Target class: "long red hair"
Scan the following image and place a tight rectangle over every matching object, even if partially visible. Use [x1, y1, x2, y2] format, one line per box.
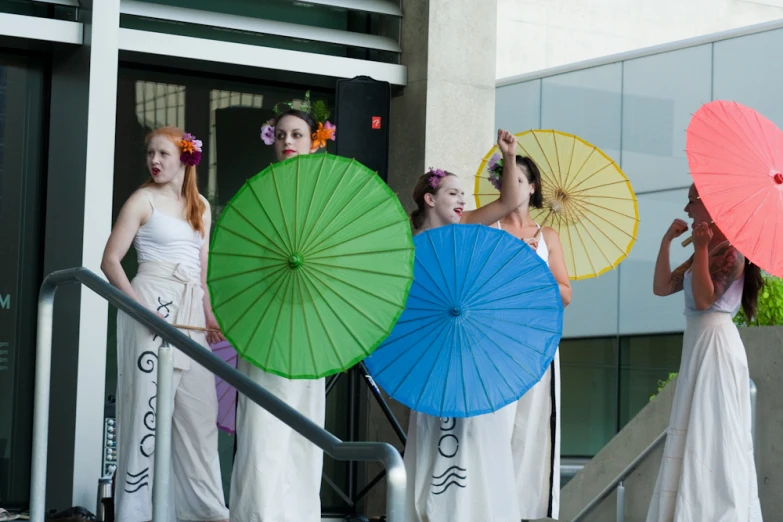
[143, 126, 206, 236]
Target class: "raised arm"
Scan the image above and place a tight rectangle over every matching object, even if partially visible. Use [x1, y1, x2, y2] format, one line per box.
[689, 222, 744, 310]
[541, 227, 572, 307]
[199, 197, 225, 344]
[653, 218, 692, 296]
[461, 129, 523, 225]
[101, 190, 149, 304]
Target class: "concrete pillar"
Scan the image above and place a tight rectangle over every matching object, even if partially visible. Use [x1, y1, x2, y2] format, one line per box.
[43, 0, 120, 511]
[388, 0, 498, 212]
[365, 0, 498, 516]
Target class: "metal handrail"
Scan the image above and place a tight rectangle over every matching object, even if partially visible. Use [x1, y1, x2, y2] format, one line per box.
[571, 378, 757, 522]
[29, 267, 406, 522]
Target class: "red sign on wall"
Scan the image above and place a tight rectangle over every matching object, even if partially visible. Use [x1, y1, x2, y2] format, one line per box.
[372, 116, 382, 129]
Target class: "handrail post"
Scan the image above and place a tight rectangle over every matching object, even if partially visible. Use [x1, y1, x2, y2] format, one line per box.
[383, 445, 406, 522]
[152, 341, 175, 522]
[29, 279, 59, 522]
[749, 377, 757, 453]
[616, 481, 625, 522]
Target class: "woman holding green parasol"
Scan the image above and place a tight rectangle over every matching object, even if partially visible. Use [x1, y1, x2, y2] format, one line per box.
[229, 93, 336, 522]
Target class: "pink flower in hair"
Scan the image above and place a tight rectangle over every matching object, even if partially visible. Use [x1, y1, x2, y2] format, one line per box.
[427, 167, 447, 189]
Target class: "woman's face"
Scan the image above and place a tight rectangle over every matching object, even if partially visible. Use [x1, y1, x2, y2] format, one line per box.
[146, 135, 184, 184]
[514, 164, 535, 207]
[274, 114, 314, 161]
[684, 184, 710, 228]
[426, 175, 466, 225]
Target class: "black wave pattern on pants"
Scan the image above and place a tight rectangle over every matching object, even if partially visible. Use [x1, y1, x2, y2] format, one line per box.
[124, 467, 151, 494]
[431, 465, 468, 495]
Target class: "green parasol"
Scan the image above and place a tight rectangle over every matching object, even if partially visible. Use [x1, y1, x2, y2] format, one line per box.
[208, 154, 415, 379]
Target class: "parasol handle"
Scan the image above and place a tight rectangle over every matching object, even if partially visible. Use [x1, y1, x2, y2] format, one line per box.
[680, 221, 714, 247]
[172, 323, 220, 333]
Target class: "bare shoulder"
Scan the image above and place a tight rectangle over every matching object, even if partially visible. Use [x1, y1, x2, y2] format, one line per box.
[541, 226, 561, 245]
[123, 189, 152, 218]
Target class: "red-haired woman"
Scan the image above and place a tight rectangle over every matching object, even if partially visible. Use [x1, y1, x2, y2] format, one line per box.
[102, 127, 229, 522]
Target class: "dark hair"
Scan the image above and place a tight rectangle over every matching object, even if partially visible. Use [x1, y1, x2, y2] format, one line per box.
[410, 170, 458, 230]
[742, 259, 764, 320]
[515, 156, 544, 209]
[274, 109, 317, 135]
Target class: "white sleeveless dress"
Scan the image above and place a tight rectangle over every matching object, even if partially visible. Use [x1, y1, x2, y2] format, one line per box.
[495, 222, 562, 519]
[115, 190, 229, 522]
[646, 242, 761, 521]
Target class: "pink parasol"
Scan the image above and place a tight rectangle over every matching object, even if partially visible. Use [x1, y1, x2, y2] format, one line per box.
[686, 100, 783, 277]
[209, 340, 238, 434]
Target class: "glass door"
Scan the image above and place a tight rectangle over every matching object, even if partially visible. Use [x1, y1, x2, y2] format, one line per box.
[0, 51, 47, 508]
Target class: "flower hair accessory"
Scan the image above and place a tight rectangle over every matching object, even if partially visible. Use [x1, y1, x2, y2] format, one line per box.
[180, 133, 203, 166]
[487, 152, 503, 191]
[260, 90, 336, 150]
[427, 167, 447, 189]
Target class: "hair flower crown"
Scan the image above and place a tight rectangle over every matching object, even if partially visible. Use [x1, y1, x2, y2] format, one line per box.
[486, 152, 503, 191]
[427, 167, 447, 189]
[180, 133, 203, 167]
[260, 90, 336, 149]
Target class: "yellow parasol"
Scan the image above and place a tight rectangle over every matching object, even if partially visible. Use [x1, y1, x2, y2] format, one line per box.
[475, 129, 639, 280]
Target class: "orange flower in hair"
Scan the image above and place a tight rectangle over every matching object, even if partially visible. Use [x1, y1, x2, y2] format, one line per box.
[312, 121, 336, 150]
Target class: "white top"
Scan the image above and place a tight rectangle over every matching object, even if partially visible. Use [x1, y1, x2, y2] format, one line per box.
[683, 241, 744, 316]
[133, 189, 204, 270]
[496, 221, 549, 265]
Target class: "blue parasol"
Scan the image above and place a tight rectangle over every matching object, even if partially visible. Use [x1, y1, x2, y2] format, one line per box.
[364, 224, 563, 417]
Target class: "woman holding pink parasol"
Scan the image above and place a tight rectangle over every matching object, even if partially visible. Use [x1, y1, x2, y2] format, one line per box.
[101, 127, 229, 522]
[648, 184, 763, 521]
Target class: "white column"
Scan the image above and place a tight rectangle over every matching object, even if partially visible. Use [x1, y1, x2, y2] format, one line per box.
[71, 0, 121, 510]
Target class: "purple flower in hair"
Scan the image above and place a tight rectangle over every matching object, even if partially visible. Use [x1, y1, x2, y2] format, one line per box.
[180, 133, 203, 167]
[487, 153, 503, 191]
[260, 119, 276, 145]
[427, 167, 447, 189]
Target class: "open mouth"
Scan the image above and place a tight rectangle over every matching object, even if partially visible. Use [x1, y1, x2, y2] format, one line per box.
[151, 168, 160, 176]
[454, 207, 463, 217]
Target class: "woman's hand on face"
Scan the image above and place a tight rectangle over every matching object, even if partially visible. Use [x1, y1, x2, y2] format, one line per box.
[691, 222, 713, 249]
[664, 218, 689, 242]
[497, 129, 516, 157]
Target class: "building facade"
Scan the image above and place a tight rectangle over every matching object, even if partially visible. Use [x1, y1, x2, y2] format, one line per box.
[0, 0, 498, 517]
[495, 19, 783, 459]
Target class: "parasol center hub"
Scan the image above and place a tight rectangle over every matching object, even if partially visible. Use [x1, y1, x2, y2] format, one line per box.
[449, 306, 463, 317]
[774, 172, 783, 185]
[288, 253, 304, 270]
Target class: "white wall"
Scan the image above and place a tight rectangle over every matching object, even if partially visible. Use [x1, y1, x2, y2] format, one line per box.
[497, 0, 783, 79]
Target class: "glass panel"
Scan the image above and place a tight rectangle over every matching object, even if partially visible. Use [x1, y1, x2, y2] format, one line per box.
[714, 28, 783, 128]
[495, 79, 540, 133]
[110, 68, 349, 511]
[619, 334, 682, 427]
[560, 337, 617, 457]
[0, 52, 45, 508]
[541, 64, 623, 338]
[621, 45, 712, 193]
[619, 189, 690, 335]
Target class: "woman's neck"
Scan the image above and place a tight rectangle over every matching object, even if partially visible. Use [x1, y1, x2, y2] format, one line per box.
[501, 205, 537, 228]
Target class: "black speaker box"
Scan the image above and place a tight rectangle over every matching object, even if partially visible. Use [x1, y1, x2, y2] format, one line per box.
[335, 76, 391, 183]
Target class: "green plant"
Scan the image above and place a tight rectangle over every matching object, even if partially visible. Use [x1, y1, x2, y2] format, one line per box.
[734, 274, 783, 327]
[649, 372, 678, 402]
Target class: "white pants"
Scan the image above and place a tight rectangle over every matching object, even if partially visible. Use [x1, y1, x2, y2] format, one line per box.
[512, 349, 561, 520]
[404, 407, 520, 522]
[115, 262, 229, 522]
[230, 359, 325, 522]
